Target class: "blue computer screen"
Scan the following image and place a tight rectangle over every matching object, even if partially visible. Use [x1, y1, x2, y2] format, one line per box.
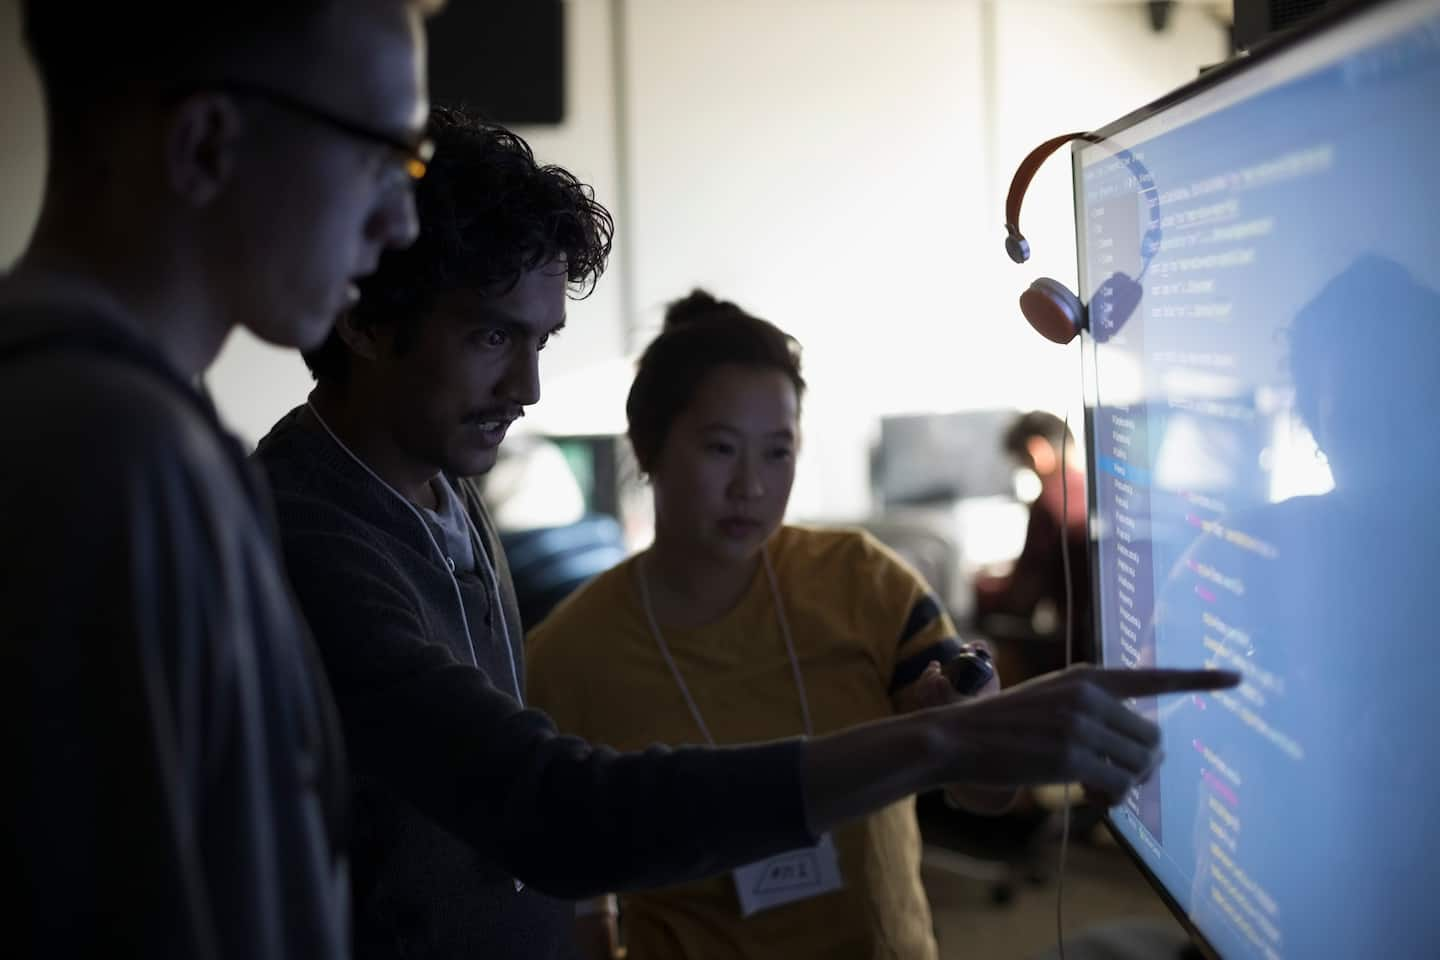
[1076, 2, 1440, 957]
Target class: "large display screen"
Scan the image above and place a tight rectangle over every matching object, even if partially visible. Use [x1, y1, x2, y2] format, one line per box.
[1076, 2, 1440, 956]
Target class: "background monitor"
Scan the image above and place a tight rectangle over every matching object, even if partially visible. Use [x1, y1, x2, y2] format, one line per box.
[1076, 1, 1440, 956]
[875, 410, 1019, 506]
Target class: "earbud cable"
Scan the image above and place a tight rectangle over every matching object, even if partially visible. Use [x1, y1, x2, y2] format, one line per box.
[1054, 335, 1086, 960]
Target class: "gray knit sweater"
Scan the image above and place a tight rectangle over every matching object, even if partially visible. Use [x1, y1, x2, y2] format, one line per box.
[256, 406, 813, 960]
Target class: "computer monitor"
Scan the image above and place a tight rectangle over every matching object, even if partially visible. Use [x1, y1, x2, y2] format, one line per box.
[875, 410, 1019, 506]
[1076, 1, 1440, 957]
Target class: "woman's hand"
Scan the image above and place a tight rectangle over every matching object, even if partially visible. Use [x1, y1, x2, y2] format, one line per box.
[892, 660, 957, 713]
[895, 656, 1017, 814]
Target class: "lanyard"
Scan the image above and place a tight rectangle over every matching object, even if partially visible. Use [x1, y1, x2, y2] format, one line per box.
[305, 402, 523, 705]
[636, 546, 812, 744]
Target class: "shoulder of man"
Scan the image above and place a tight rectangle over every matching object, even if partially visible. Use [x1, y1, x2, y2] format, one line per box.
[0, 300, 250, 481]
[4, 356, 249, 515]
[256, 413, 417, 551]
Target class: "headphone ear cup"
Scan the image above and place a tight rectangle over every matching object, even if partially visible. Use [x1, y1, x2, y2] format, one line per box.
[1019, 277, 1084, 345]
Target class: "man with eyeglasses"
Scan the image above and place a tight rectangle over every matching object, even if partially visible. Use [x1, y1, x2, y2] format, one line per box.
[1, 1, 440, 956]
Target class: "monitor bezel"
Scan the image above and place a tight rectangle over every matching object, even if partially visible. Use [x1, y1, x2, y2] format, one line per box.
[1070, 1, 1405, 957]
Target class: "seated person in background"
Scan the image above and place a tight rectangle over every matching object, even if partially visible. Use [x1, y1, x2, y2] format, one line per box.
[257, 106, 1236, 960]
[527, 290, 1014, 960]
[975, 411, 1092, 667]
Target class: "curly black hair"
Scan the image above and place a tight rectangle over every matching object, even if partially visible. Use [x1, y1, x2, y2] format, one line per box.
[305, 104, 614, 382]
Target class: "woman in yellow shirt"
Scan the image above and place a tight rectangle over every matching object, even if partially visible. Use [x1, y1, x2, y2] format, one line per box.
[527, 290, 998, 959]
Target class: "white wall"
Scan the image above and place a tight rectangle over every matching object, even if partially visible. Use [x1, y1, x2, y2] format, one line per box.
[617, 0, 989, 518]
[1, 0, 1230, 496]
[513, 0, 626, 380]
[985, 0, 1233, 423]
[555, 0, 1229, 520]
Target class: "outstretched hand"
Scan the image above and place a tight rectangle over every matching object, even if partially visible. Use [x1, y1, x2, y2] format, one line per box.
[800, 663, 1238, 835]
[934, 664, 1238, 805]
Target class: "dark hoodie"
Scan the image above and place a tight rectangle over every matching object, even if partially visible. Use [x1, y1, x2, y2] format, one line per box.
[0, 299, 349, 959]
[255, 406, 813, 960]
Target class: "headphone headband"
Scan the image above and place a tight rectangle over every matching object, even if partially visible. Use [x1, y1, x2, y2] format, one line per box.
[1004, 132, 1098, 263]
[1006, 130, 1166, 346]
[1004, 131, 1161, 276]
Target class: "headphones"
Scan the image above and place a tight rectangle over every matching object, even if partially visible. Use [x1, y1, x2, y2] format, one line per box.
[1004, 131, 1162, 344]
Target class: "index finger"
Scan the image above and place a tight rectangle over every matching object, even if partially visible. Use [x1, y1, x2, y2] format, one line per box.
[1088, 668, 1240, 699]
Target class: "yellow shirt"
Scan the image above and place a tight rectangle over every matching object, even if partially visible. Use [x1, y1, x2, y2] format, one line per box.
[527, 526, 962, 960]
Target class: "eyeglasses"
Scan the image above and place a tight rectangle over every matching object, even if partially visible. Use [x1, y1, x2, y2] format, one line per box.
[218, 81, 435, 183]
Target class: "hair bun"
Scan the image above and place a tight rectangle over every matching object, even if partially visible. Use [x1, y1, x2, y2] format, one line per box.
[663, 288, 750, 331]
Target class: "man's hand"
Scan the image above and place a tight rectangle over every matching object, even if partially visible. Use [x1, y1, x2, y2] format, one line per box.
[801, 664, 1237, 836]
[932, 665, 1236, 805]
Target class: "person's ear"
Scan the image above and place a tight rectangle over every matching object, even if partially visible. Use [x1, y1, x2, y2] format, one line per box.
[165, 93, 244, 208]
[333, 311, 383, 364]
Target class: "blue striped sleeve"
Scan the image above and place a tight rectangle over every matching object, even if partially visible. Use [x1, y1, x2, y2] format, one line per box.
[888, 636, 964, 693]
[897, 593, 943, 647]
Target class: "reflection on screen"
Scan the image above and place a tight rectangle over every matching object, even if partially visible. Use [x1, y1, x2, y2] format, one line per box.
[1077, 2, 1440, 957]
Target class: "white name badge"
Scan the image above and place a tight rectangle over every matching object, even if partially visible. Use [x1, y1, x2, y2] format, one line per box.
[732, 832, 844, 917]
